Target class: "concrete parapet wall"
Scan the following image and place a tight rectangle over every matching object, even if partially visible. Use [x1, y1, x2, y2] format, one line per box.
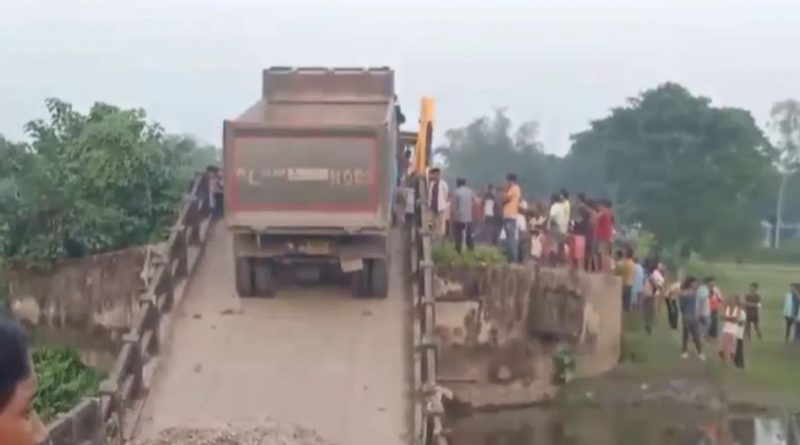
[5, 247, 150, 366]
[433, 265, 621, 408]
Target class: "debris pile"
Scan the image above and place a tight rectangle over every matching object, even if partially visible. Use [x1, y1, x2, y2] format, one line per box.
[133, 422, 339, 445]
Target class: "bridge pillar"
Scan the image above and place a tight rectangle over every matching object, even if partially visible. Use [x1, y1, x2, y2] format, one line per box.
[431, 265, 622, 408]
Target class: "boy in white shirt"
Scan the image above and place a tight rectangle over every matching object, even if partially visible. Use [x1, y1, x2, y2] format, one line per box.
[428, 168, 449, 238]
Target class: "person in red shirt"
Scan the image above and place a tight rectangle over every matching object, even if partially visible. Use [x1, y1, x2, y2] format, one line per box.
[592, 200, 614, 272]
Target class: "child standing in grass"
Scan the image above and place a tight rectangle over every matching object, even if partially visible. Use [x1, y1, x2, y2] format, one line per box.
[782, 284, 800, 343]
[744, 282, 762, 341]
[665, 281, 681, 331]
[734, 303, 747, 369]
[719, 296, 743, 366]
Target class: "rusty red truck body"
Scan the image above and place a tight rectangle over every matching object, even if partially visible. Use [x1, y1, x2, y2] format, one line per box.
[223, 67, 399, 298]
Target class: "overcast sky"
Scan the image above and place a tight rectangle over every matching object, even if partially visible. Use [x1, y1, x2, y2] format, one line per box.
[1, 0, 799, 154]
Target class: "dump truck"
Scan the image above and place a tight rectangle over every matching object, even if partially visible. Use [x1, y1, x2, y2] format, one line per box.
[223, 67, 400, 298]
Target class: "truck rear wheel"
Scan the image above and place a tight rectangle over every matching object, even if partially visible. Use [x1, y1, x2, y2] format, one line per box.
[351, 267, 370, 298]
[368, 259, 389, 299]
[253, 259, 276, 298]
[235, 257, 255, 298]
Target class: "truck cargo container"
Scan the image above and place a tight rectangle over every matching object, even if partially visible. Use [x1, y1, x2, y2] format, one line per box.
[223, 67, 399, 298]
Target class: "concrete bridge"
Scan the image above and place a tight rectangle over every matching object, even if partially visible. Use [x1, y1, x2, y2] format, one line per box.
[7, 174, 620, 445]
[135, 223, 413, 444]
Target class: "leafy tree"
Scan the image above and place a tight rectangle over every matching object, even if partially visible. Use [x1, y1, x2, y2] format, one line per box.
[164, 134, 221, 183]
[0, 99, 217, 263]
[569, 83, 774, 256]
[769, 99, 800, 247]
[435, 109, 559, 201]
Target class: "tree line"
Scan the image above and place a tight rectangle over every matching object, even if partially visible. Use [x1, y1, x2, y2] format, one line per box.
[2, 86, 797, 264]
[0, 98, 219, 264]
[437, 82, 800, 259]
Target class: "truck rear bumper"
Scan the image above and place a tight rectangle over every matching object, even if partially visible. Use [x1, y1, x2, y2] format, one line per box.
[232, 231, 389, 262]
[226, 213, 389, 235]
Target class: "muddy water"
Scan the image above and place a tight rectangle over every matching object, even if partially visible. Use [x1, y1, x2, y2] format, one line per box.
[449, 407, 799, 445]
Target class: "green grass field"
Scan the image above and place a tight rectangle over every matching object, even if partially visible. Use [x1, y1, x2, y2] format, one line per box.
[616, 260, 800, 407]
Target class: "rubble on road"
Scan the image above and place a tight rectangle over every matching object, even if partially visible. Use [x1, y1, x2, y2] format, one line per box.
[132, 422, 340, 445]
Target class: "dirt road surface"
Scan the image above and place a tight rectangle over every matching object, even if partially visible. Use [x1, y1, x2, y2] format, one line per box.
[135, 224, 411, 445]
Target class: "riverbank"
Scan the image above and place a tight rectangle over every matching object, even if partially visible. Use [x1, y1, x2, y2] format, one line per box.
[560, 260, 800, 411]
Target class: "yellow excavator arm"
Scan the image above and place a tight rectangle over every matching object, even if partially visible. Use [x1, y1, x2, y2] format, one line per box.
[398, 97, 434, 178]
[414, 97, 435, 176]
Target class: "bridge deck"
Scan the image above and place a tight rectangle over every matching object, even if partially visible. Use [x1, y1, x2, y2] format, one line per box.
[135, 224, 411, 445]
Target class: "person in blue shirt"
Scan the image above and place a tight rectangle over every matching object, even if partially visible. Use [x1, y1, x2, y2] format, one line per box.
[695, 277, 713, 335]
[679, 276, 705, 361]
[783, 283, 800, 343]
[631, 257, 646, 310]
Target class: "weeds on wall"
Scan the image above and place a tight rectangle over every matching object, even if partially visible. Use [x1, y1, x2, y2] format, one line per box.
[553, 349, 576, 384]
[32, 347, 106, 421]
[432, 242, 506, 267]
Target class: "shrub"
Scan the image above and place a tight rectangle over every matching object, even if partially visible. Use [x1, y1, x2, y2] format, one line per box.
[553, 349, 576, 384]
[32, 347, 106, 421]
[432, 242, 506, 266]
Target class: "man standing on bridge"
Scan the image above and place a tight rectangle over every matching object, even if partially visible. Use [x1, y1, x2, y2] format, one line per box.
[502, 173, 521, 263]
[452, 178, 477, 253]
[207, 166, 224, 218]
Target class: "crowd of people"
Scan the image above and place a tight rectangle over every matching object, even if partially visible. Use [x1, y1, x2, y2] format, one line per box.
[632, 268, 761, 368]
[417, 168, 800, 371]
[618, 253, 800, 369]
[424, 168, 616, 269]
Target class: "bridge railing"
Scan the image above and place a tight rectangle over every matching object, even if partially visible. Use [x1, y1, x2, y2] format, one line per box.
[410, 176, 448, 445]
[44, 173, 214, 445]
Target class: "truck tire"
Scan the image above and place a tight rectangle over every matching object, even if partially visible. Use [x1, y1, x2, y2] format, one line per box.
[351, 268, 370, 298]
[368, 259, 389, 299]
[253, 259, 276, 298]
[235, 257, 255, 298]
